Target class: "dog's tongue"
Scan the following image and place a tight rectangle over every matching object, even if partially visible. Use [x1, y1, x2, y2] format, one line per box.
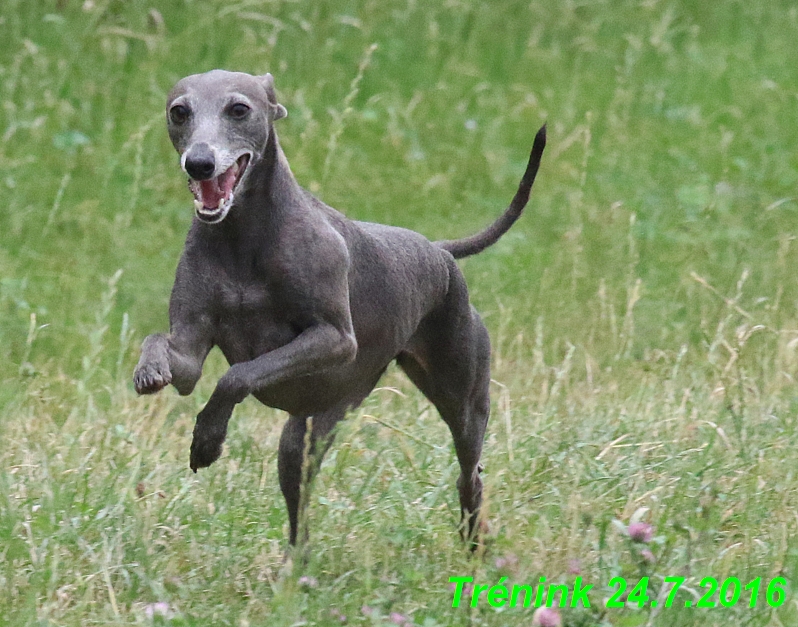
[198, 165, 238, 209]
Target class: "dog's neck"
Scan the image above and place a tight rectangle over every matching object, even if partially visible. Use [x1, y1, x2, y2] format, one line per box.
[247, 127, 300, 219]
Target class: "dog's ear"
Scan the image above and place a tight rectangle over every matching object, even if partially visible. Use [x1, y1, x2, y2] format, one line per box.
[260, 72, 288, 121]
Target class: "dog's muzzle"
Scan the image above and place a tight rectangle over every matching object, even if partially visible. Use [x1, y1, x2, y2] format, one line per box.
[184, 143, 217, 181]
[182, 143, 251, 224]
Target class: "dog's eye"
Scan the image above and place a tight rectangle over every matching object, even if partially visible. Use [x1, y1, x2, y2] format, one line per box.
[229, 103, 251, 119]
[169, 104, 190, 125]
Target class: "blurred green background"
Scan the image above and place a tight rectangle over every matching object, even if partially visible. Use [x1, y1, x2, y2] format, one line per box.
[2, 1, 798, 626]
[3, 0, 796, 378]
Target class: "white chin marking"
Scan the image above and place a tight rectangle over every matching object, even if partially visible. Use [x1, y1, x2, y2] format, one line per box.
[194, 193, 234, 224]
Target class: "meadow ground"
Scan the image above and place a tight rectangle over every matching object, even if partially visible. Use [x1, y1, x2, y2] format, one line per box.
[2, 1, 798, 625]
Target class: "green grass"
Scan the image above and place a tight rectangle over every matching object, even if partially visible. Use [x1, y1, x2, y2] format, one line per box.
[2, 1, 798, 625]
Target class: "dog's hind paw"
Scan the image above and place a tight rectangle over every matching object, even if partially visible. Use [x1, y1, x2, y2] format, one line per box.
[133, 363, 172, 394]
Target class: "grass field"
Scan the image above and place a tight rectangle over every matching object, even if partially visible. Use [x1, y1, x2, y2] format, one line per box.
[2, 1, 798, 625]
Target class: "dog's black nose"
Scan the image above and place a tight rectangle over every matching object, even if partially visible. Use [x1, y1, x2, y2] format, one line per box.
[184, 143, 216, 180]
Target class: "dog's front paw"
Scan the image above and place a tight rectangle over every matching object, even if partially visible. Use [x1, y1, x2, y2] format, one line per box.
[133, 361, 172, 394]
[189, 398, 234, 472]
[189, 432, 224, 472]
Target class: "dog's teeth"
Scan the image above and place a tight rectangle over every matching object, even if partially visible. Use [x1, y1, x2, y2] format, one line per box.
[218, 198, 225, 210]
[194, 199, 203, 212]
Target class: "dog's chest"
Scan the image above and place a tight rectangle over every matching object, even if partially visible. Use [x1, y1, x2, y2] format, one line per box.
[213, 277, 296, 361]
[217, 277, 269, 312]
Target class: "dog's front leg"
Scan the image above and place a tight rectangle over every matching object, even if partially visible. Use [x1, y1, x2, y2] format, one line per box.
[134, 334, 174, 394]
[134, 318, 213, 396]
[189, 322, 357, 471]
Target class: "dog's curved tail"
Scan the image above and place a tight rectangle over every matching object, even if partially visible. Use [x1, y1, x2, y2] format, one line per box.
[436, 124, 546, 260]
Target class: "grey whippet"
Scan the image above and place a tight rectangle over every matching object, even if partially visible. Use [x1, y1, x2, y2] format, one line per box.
[133, 70, 546, 547]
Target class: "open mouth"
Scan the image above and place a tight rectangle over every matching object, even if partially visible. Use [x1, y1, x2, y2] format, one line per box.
[188, 153, 251, 223]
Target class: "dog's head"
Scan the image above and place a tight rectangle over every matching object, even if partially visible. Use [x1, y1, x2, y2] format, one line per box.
[166, 70, 287, 224]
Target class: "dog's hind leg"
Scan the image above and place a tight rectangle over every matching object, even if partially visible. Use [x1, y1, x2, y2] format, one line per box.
[278, 407, 346, 546]
[397, 261, 491, 546]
